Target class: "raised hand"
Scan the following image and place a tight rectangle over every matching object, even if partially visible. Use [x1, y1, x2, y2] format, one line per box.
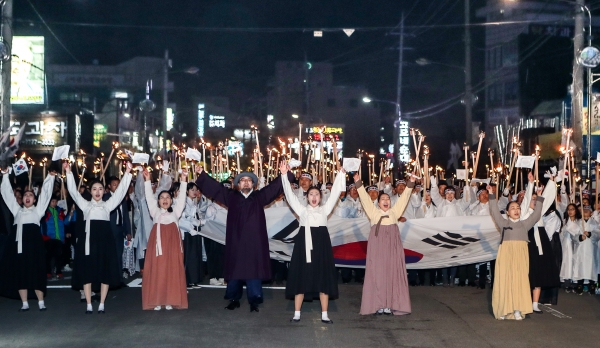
[279, 160, 289, 175]
[142, 169, 150, 181]
[528, 171, 534, 183]
[195, 165, 203, 174]
[181, 168, 189, 180]
[353, 172, 360, 183]
[62, 161, 71, 173]
[125, 162, 133, 173]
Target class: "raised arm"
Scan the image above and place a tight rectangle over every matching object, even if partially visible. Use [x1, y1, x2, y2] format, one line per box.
[323, 169, 346, 215]
[356, 181, 376, 221]
[521, 196, 545, 230]
[65, 171, 90, 212]
[173, 180, 188, 218]
[540, 180, 557, 216]
[195, 170, 230, 207]
[35, 173, 57, 217]
[488, 194, 506, 231]
[258, 171, 296, 207]
[429, 176, 444, 207]
[155, 171, 173, 199]
[390, 182, 414, 218]
[0, 172, 20, 216]
[104, 172, 133, 212]
[281, 169, 306, 215]
[144, 180, 160, 218]
[520, 172, 535, 213]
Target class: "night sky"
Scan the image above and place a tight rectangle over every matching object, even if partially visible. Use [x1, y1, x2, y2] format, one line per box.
[14, 0, 485, 163]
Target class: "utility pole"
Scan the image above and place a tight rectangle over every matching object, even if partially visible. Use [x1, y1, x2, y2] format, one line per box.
[393, 13, 405, 169]
[465, 0, 473, 145]
[0, 0, 12, 134]
[573, 0, 585, 168]
[162, 49, 169, 150]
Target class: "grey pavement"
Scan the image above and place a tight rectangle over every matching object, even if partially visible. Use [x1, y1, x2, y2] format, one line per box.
[0, 282, 599, 348]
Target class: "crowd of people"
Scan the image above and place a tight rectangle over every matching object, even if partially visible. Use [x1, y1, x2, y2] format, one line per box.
[0, 156, 599, 323]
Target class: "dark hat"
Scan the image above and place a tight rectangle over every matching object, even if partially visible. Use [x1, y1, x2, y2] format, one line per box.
[438, 180, 448, 187]
[233, 172, 258, 186]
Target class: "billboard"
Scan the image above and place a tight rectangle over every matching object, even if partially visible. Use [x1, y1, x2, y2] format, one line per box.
[11, 36, 45, 104]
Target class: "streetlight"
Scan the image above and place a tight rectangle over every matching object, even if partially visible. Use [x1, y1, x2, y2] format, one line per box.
[415, 58, 465, 71]
[292, 114, 299, 119]
[362, 97, 372, 103]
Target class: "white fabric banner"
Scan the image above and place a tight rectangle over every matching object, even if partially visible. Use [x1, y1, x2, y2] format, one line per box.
[200, 207, 500, 269]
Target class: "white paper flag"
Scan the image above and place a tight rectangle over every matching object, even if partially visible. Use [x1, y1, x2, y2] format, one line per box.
[132, 153, 150, 164]
[456, 169, 467, 180]
[343, 158, 361, 172]
[288, 159, 302, 169]
[12, 158, 28, 176]
[185, 148, 202, 161]
[471, 178, 491, 184]
[52, 145, 70, 161]
[515, 155, 535, 169]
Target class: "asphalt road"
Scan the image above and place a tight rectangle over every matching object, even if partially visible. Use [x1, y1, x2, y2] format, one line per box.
[0, 281, 599, 348]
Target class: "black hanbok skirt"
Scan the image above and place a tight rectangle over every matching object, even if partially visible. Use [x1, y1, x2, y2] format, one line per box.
[527, 227, 560, 288]
[286, 226, 338, 300]
[183, 234, 204, 284]
[540, 232, 563, 305]
[71, 220, 121, 290]
[0, 223, 46, 299]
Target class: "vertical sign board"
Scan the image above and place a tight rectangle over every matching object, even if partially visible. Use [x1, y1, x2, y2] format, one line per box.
[11, 36, 45, 105]
[398, 121, 410, 162]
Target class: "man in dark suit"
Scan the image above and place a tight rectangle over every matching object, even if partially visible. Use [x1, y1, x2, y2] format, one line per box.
[104, 176, 131, 282]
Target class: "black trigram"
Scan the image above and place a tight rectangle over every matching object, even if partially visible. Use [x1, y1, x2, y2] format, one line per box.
[421, 231, 480, 249]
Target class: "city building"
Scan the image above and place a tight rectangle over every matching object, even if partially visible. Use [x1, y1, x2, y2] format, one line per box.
[266, 61, 381, 157]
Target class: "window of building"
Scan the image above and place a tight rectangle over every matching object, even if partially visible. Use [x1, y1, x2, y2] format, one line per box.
[327, 98, 336, 107]
[504, 81, 519, 103]
[349, 99, 358, 108]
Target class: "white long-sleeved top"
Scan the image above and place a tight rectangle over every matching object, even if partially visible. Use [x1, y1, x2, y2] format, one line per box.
[339, 195, 363, 218]
[144, 181, 186, 256]
[469, 201, 491, 216]
[179, 196, 202, 239]
[282, 171, 345, 263]
[430, 177, 470, 217]
[415, 201, 437, 219]
[66, 172, 132, 255]
[1, 173, 54, 253]
[391, 191, 420, 219]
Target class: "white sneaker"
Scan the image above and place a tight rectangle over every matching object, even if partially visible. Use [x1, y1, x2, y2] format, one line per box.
[209, 278, 220, 285]
[62, 265, 73, 272]
[383, 308, 392, 314]
[165, 305, 173, 310]
[514, 310, 523, 320]
[218, 278, 225, 285]
[154, 306, 161, 311]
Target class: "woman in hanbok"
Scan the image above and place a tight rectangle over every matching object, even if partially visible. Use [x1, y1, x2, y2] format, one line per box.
[64, 161, 132, 314]
[179, 182, 204, 289]
[354, 172, 414, 316]
[280, 162, 345, 323]
[0, 168, 55, 311]
[142, 168, 188, 310]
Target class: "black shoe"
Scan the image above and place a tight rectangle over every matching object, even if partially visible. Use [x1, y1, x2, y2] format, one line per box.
[85, 310, 93, 314]
[321, 319, 333, 324]
[225, 300, 240, 310]
[533, 309, 543, 314]
[19, 308, 29, 312]
[187, 284, 194, 290]
[98, 309, 105, 314]
[39, 307, 47, 312]
[290, 318, 301, 323]
[250, 304, 259, 312]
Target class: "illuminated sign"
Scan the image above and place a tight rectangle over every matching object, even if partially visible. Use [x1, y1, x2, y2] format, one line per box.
[228, 141, 244, 156]
[197, 104, 205, 137]
[209, 115, 225, 128]
[166, 107, 174, 131]
[10, 120, 66, 147]
[11, 36, 45, 105]
[267, 114, 275, 129]
[233, 129, 252, 140]
[94, 124, 107, 148]
[304, 124, 344, 142]
[398, 121, 410, 162]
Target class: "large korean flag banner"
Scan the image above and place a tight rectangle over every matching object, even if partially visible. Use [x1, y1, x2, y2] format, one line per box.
[201, 207, 500, 269]
[11, 36, 45, 105]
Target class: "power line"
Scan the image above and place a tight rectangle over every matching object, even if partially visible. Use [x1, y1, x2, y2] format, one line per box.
[25, 0, 81, 64]
[13, 17, 573, 33]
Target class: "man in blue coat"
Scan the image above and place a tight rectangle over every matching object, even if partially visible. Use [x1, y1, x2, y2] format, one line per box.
[195, 163, 293, 312]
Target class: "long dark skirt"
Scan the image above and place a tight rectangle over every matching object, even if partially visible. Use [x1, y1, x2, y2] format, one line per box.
[527, 227, 560, 288]
[71, 220, 121, 290]
[0, 223, 46, 299]
[286, 226, 338, 300]
[204, 237, 224, 279]
[540, 232, 563, 305]
[183, 234, 204, 284]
